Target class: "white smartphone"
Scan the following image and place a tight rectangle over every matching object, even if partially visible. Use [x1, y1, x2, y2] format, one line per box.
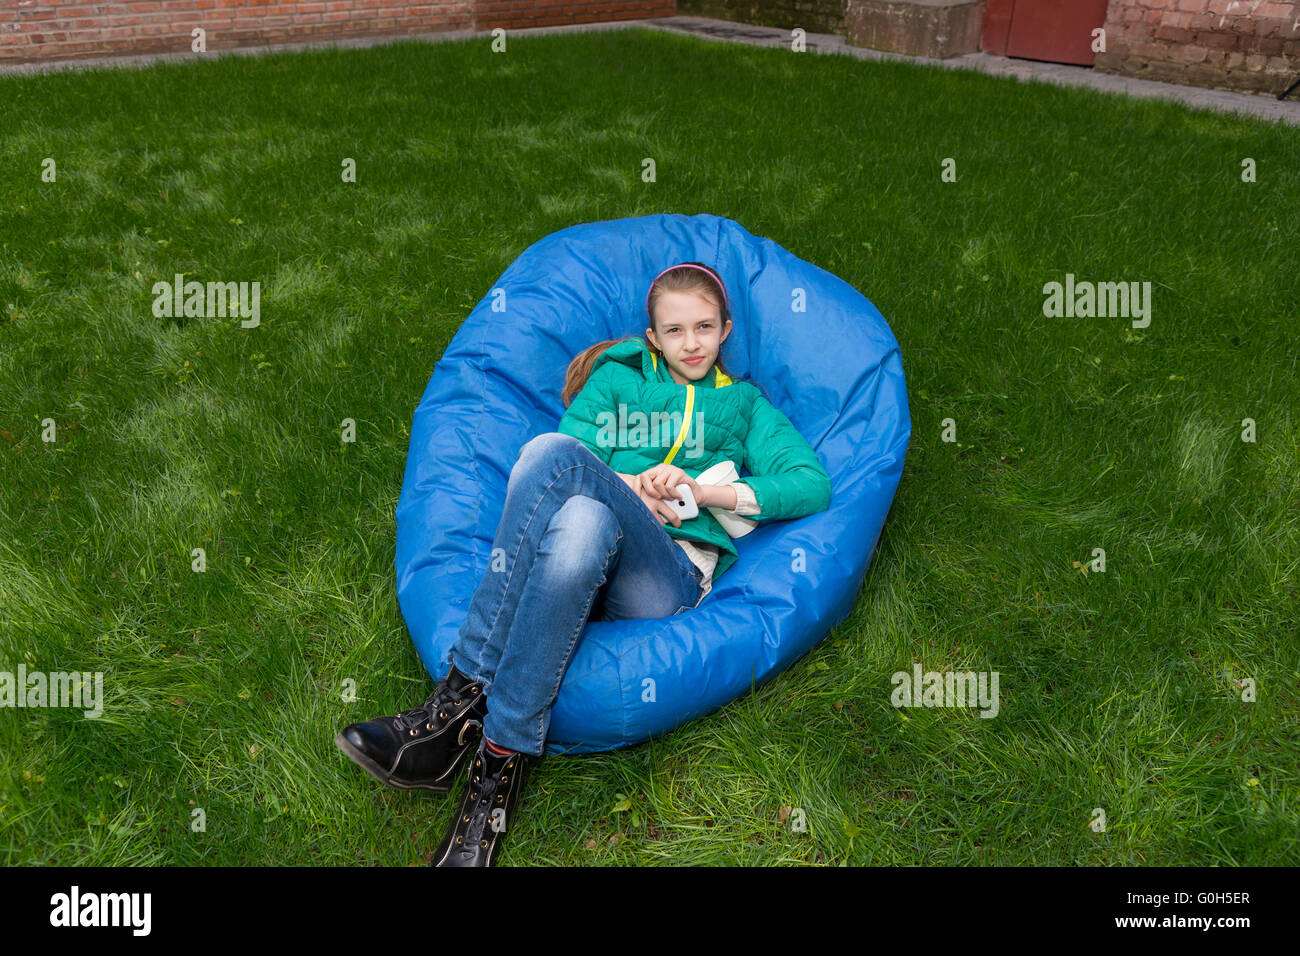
[665, 483, 698, 521]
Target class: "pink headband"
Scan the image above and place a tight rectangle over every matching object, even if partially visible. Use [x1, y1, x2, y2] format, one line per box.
[645, 262, 730, 317]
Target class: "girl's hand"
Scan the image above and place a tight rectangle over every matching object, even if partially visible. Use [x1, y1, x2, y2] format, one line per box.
[629, 473, 687, 527]
[636, 464, 702, 504]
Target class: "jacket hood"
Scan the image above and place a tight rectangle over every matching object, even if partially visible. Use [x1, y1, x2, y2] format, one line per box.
[588, 337, 647, 375]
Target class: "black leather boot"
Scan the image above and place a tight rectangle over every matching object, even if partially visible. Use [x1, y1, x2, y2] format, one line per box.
[334, 665, 487, 792]
[430, 736, 532, 867]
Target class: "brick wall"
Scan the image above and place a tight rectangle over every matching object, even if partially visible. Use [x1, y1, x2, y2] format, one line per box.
[0, 0, 675, 65]
[7, 0, 1295, 93]
[1094, 0, 1300, 94]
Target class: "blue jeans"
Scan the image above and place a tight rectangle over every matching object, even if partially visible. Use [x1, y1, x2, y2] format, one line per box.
[447, 432, 706, 756]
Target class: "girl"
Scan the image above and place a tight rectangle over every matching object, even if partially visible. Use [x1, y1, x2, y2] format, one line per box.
[336, 261, 832, 866]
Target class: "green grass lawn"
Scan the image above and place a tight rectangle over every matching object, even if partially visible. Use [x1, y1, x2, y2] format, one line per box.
[1, 27, 1296, 866]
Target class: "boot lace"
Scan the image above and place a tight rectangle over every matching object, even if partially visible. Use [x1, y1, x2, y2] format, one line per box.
[393, 680, 464, 733]
[462, 755, 513, 848]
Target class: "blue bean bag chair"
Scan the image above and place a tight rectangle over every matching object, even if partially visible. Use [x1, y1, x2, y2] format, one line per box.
[395, 212, 910, 755]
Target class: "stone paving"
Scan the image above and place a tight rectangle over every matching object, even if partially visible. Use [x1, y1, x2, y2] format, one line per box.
[2, 13, 1297, 127]
[641, 15, 1300, 127]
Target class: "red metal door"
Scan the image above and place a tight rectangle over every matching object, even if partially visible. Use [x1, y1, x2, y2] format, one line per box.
[982, 0, 1112, 66]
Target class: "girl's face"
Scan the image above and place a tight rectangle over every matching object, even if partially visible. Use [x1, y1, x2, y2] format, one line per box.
[646, 291, 732, 386]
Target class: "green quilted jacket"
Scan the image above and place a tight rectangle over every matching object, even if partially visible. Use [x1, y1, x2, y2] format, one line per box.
[556, 337, 832, 582]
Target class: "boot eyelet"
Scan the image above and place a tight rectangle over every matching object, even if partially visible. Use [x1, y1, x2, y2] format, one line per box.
[425, 722, 433, 731]
[463, 815, 469, 822]
[473, 775, 479, 782]
[456, 836, 462, 843]
[408, 729, 417, 736]
[480, 840, 488, 848]
[438, 711, 446, 720]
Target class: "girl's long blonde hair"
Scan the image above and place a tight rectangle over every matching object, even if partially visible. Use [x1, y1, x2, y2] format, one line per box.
[562, 262, 736, 407]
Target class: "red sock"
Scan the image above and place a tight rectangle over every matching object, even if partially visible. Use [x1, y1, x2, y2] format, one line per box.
[484, 738, 517, 757]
